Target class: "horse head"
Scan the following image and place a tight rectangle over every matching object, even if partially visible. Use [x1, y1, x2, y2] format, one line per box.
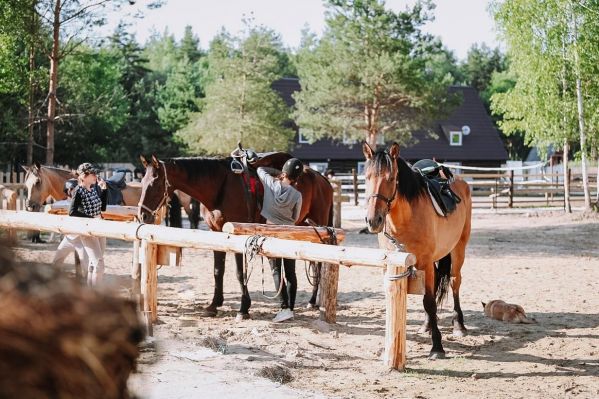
[138, 155, 172, 224]
[363, 142, 401, 233]
[22, 161, 45, 212]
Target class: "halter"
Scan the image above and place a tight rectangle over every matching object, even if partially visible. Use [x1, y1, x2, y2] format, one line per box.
[138, 161, 172, 217]
[367, 162, 398, 210]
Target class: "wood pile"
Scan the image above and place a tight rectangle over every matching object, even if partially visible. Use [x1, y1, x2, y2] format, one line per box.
[0, 241, 144, 399]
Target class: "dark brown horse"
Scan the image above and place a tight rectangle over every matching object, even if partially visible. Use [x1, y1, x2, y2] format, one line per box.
[363, 143, 472, 359]
[138, 154, 333, 320]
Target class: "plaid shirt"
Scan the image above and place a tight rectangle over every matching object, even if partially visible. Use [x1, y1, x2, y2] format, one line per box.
[69, 185, 106, 218]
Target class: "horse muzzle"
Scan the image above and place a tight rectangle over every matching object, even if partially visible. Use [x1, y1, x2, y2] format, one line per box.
[365, 214, 385, 233]
[26, 201, 39, 212]
[139, 211, 155, 224]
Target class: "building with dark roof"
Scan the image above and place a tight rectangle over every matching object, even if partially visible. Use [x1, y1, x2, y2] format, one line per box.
[272, 77, 508, 174]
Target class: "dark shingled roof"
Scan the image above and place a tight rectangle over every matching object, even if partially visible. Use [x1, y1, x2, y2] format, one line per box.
[272, 78, 508, 163]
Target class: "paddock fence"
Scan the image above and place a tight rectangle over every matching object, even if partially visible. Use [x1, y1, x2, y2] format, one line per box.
[332, 167, 598, 209]
[0, 209, 417, 370]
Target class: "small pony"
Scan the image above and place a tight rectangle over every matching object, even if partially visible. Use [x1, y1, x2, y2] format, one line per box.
[482, 300, 537, 324]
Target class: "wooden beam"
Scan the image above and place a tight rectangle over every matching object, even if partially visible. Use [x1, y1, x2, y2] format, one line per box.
[0, 210, 415, 269]
[157, 245, 182, 266]
[222, 222, 345, 244]
[46, 203, 139, 222]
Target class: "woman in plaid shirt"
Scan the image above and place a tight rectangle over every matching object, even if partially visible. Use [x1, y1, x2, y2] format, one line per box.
[69, 163, 108, 286]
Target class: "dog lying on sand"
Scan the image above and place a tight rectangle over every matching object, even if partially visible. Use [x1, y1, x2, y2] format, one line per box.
[482, 300, 537, 324]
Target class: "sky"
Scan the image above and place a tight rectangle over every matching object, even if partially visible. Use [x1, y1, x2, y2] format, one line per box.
[116, 0, 500, 60]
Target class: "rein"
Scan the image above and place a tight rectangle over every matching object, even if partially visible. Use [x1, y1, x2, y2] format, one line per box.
[139, 161, 172, 217]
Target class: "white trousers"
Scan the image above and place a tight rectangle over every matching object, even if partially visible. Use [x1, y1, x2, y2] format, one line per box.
[79, 235, 106, 286]
[53, 235, 88, 268]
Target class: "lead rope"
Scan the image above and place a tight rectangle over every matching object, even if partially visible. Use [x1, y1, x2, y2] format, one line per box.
[304, 219, 338, 287]
[383, 217, 416, 281]
[243, 234, 286, 300]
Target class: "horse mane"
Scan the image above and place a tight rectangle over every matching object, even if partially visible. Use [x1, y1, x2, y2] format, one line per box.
[163, 157, 232, 180]
[369, 150, 426, 202]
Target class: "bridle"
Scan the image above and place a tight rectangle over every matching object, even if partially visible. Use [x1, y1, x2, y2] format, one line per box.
[138, 161, 171, 217]
[367, 158, 397, 211]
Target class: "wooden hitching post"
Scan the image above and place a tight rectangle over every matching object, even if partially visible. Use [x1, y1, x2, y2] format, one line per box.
[140, 239, 158, 335]
[319, 262, 339, 323]
[384, 262, 408, 371]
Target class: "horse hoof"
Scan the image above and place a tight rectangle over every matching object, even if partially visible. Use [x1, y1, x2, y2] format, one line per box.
[201, 306, 218, 318]
[235, 313, 251, 322]
[453, 328, 467, 337]
[428, 351, 446, 360]
[307, 303, 319, 310]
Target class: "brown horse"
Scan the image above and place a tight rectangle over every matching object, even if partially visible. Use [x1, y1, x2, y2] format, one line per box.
[363, 143, 472, 359]
[138, 154, 333, 319]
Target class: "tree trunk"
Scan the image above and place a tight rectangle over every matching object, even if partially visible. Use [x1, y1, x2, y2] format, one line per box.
[572, 13, 591, 210]
[563, 141, 571, 213]
[27, 2, 38, 165]
[46, 0, 61, 165]
[27, 42, 35, 165]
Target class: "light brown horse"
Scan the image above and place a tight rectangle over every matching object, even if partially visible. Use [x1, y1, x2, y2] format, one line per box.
[22, 163, 197, 219]
[137, 154, 334, 319]
[22, 163, 143, 209]
[363, 143, 472, 359]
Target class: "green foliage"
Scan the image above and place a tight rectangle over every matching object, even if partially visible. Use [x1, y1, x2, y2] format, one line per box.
[53, 46, 129, 164]
[292, 0, 455, 147]
[178, 24, 294, 154]
[491, 0, 599, 174]
[461, 43, 507, 97]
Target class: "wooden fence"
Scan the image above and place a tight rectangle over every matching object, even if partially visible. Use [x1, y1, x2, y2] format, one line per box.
[0, 209, 417, 370]
[333, 169, 598, 209]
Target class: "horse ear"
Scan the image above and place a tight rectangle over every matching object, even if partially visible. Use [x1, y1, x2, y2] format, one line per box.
[139, 155, 148, 169]
[151, 154, 160, 169]
[34, 161, 41, 170]
[362, 142, 374, 160]
[388, 143, 400, 159]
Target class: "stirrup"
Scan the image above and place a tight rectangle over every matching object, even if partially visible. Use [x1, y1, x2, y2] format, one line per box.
[231, 159, 244, 174]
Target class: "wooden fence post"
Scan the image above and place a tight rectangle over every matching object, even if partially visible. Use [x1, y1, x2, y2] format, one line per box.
[384, 263, 408, 370]
[332, 180, 342, 228]
[140, 239, 158, 335]
[508, 170, 514, 208]
[319, 262, 339, 324]
[352, 168, 359, 206]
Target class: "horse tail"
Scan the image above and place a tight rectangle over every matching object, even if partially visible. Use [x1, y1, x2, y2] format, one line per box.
[435, 254, 451, 306]
[168, 192, 182, 228]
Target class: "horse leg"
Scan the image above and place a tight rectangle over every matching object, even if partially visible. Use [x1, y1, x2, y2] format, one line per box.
[423, 262, 445, 359]
[235, 253, 251, 320]
[308, 262, 321, 309]
[450, 244, 468, 337]
[202, 250, 226, 317]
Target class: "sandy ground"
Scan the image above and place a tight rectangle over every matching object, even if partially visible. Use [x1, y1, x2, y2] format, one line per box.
[12, 205, 599, 399]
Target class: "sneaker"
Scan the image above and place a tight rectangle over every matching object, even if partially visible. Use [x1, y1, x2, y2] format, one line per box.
[272, 308, 294, 323]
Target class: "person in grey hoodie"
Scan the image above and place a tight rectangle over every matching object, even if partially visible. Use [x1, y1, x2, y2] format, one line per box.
[256, 158, 303, 322]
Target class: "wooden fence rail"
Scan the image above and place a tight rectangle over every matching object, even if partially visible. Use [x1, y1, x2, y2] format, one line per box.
[333, 170, 598, 208]
[0, 209, 416, 370]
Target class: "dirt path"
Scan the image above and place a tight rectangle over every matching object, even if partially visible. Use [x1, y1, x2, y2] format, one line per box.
[14, 207, 599, 398]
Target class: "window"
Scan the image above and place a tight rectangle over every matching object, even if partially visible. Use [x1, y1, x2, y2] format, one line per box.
[298, 129, 310, 144]
[309, 162, 328, 174]
[449, 131, 462, 146]
[357, 161, 366, 175]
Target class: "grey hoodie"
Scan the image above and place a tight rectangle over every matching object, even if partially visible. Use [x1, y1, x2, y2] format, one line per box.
[257, 167, 302, 225]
